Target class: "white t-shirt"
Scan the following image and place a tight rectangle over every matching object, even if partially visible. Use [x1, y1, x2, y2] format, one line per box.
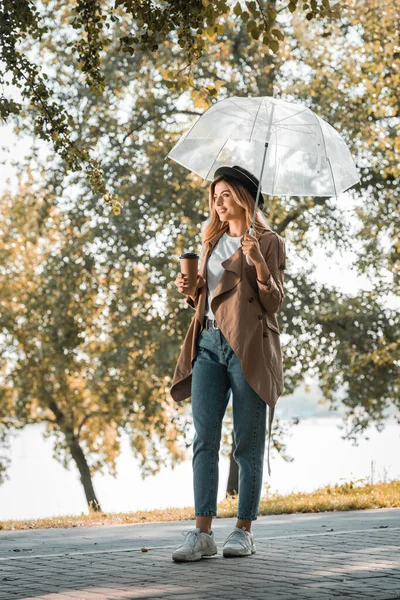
[205, 232, 243, 320]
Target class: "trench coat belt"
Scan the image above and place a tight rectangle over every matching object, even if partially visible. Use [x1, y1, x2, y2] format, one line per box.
[204, 317, 220, 329]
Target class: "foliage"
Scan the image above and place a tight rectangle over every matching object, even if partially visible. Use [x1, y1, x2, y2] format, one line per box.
[0, 0, 398, 503]
[277, 0, 400, 435]
[283, 274, 400, 436]
[283, 0, 399, 286]
[0, 175, 190, 493]
[0, 0, 340, 206]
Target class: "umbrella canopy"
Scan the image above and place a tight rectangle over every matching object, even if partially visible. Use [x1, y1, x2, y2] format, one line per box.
[167, 95, 360, 198]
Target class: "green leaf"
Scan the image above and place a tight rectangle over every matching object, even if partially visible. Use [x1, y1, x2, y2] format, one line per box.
[268, 39, 279, 52]
[271, 28, 285, 41]
[233, 2, 242, 16]
[267, 7, 277, 22]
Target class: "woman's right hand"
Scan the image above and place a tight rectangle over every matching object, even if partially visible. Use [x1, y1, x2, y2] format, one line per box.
[175, 273, 197, 298]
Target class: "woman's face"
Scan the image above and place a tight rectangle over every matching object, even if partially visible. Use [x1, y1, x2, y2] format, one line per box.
[212, 180, 246, 222]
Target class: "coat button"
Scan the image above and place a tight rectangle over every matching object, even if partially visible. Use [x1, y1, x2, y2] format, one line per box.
[279, 263, 285, 270]
[258, 315, 262, 320]
[248, 297, 254, 302]
[263, 332, 268, 337]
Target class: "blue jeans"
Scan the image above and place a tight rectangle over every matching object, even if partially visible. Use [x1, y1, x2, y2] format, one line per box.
[191, 327, 267, 521]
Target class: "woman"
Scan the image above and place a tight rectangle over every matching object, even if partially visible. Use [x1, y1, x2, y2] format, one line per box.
[170, 165, 286, 562]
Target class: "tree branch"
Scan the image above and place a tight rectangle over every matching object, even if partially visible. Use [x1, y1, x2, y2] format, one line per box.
[77, 410, 111, 437]
[275, 210, 300, 234]
[122, 108, 202, 143]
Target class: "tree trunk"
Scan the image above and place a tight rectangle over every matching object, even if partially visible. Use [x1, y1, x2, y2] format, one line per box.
[48, 400, 102, 512]
[226, 430, 239, 497]
[69, 437, 102, 512]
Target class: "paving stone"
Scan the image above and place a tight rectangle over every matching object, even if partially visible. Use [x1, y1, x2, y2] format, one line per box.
[0, 508, 399, 600]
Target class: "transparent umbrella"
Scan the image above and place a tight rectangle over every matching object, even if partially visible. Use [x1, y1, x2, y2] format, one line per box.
[168, 94, 360, 194]
[167, 94, 360, 261]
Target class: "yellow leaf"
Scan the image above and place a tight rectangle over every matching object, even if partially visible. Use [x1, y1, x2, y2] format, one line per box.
[193, 96, 206, 109]
[205, 25, 217, 39]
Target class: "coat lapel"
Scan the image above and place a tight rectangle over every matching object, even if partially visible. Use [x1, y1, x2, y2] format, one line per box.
[195, 226, 272, 326]
[202, 227, 267, 315]
[210, 246, 242, 310]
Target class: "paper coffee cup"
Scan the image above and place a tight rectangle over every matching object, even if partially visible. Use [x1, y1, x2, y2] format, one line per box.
[179, 252, 199, 290]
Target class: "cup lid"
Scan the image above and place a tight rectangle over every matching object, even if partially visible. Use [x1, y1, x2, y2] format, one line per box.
[179, 252, 199, 259]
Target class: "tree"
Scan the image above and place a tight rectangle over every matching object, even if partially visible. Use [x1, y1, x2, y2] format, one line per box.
[0, 175, 190, 509]
[278, 0, 400, 437]
[1, 0, 398, 507]
[0, 0, 340, 206]
[284, 0, 399, 287]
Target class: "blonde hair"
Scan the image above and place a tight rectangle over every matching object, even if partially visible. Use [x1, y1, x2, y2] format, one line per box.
[202, 176, 271, 246]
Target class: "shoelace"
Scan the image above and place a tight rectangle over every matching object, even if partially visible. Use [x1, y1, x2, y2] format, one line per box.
[224, 527, 250, 549]
[179, 530, 201, 548]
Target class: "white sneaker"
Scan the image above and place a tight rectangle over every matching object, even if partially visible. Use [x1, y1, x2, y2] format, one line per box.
[172, 527, 218, 562]
[222, 526, 256, 557]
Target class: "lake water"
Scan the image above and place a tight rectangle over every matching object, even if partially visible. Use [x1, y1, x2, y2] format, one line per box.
[0, 415, 399, 521]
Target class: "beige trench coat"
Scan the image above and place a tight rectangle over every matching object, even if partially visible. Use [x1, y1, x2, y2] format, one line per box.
[170, 225, 286, 475]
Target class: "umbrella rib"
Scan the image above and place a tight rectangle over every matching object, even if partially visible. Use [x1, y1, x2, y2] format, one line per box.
[226, 98, 279, 129]
[314, 113, 327, 176]
[227, 97, 263, 122]
[208, 99, 281, 129]
[274, 123, 318, 139]
[327, 157, 338, 198]
[202, 115, 251, 181]
[273, 106, 319, 142]
[276, 123, 317, 130]
[212, 111, 275, 129]
[225, 98, 276, 123]
[249, 97, 264, 142]
[277, 122, 318, 141]
[274, 107, 309, 124]
[315, 114, 328, 157]
[208, 109, 256, 123]
[317, 111, 336, 196]
[271, 137, 279, 196]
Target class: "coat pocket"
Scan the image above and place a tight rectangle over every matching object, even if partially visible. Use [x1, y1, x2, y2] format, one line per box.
[265, 316, 280, 334]
[262, 317, 283, 388]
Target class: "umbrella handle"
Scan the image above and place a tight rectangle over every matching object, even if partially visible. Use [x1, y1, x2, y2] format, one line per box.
[245, 226, 254, 266]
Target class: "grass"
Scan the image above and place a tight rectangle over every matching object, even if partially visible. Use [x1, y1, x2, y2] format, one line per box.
[1, 478, 399, 532]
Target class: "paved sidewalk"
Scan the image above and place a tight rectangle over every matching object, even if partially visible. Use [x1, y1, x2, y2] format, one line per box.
[0, 507, 399, 600]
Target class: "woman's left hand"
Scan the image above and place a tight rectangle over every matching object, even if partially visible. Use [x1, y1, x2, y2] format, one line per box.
[241, 233, 264, 264]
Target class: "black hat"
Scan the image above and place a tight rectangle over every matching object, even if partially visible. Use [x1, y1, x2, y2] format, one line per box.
[213, 165, 264, 209]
